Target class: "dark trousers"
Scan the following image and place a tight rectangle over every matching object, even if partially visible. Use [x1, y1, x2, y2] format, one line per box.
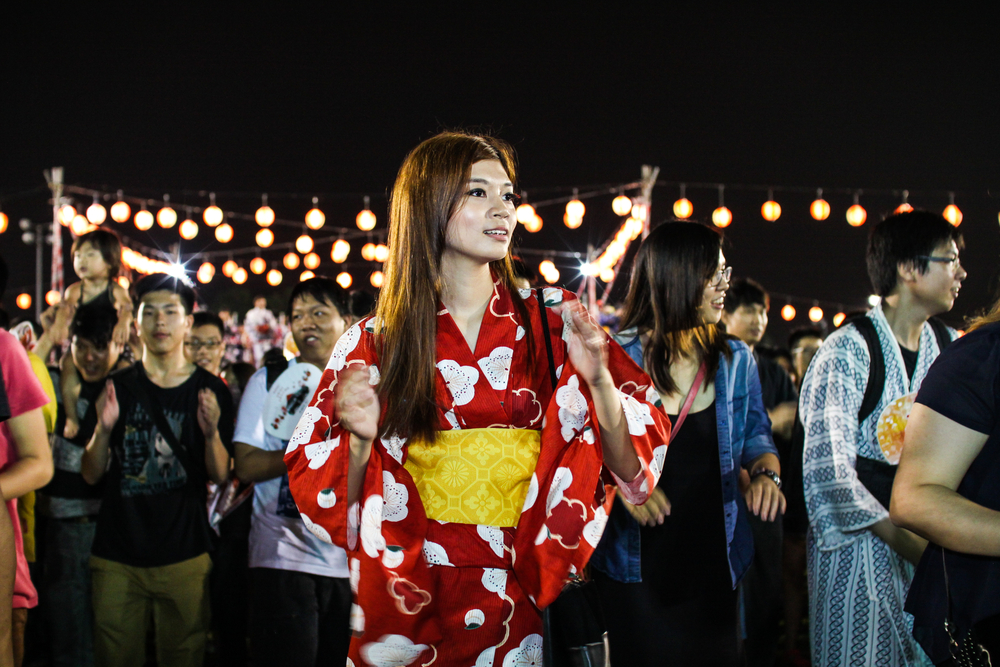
[44, 519, 97, 667]
[249, 567, 351, 667]
[210, 501, 251, 667]
[742, 513, 783, 667]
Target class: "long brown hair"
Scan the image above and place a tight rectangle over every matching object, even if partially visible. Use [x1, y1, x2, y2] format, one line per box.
[967, 295, 1000, 332]
[619, 221, 732, 396]
[375, 131, 529, 441]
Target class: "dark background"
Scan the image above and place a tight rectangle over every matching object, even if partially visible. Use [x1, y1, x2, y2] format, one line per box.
[3, 7, 998, 347]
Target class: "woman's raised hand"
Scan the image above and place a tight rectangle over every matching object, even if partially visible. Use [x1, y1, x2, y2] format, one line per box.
[556, 299, 612, 389]
[335, 365, 380, 444]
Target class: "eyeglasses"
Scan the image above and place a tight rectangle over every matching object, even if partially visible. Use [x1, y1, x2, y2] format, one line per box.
[185, 340, 222, 350]
[711, 266, 733, 287]
[917, 255, 962, 271]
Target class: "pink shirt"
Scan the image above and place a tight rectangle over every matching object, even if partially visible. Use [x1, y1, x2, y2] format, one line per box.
[0, 329, 49, 608]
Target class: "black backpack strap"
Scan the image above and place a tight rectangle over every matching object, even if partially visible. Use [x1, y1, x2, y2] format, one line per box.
[927, 317, 953, 354]
[851, 317, 884, 425]
[535, 290, 558, 390]
[264, 356, 290, 390]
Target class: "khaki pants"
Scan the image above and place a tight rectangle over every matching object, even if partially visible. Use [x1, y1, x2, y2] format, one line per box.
[90, 553, 211, 667]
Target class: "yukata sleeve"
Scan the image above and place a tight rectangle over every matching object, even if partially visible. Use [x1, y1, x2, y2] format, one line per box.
[283, 321, 375, 552]
[799, 331, 887, 551]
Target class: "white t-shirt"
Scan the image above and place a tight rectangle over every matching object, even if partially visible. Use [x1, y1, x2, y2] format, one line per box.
[234, 360, 348, 577]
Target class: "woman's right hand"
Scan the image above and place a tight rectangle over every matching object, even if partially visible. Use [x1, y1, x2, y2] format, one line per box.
[335, 365, 380, 445]
[621, 487, 672, 526]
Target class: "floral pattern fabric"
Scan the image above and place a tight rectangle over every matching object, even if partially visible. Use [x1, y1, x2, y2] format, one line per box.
[285, 284, 670, 666]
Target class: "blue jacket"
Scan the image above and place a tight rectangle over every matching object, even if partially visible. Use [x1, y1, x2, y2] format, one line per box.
[590, 332, 777, 588]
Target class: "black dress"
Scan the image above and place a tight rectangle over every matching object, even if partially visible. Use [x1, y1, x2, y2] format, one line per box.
[594, 402, 744, 666]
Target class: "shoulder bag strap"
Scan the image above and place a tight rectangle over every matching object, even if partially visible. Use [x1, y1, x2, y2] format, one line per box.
[536, 290, 558, 390]
[129, 365, 203, 485]
[670, 361, 707, 444]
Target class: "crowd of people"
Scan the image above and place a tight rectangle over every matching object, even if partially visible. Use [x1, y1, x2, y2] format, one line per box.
[0, 130, 997, 667]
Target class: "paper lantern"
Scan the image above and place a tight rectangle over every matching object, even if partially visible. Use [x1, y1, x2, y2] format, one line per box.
[895, 203, 914, 214]
[222, 260, 238, 277]
[361, 243, 377, 261]
[16, 293, 31, 310]
[524, 215, 543, 232]
[370, 271, 384, 288]
[197, 263, 215, 284]
[87, 198, 107, 224]
[215, 223, 234, 243]
[516, 203, 536, 224]
[256, 194, 274, 227]
[305, 197, 326, 230]
[943, 195, 963, 226]
[304, 252, 320, 270]
[612, 194, 632, 216]
[179, 218, 199, 240]
[299, 270, 315, 281]
[564, 197, 585, 229]
[296, 235, 314, 254]
[157, 196, 177, 228]
[673, 198, 693, 219]
[250, 257, 267, 274]
[599, 267, 615, 283]
[373, 244, 388, 263]
[204, 193, 224, 226]
[283, 252, 300, 270]
[846, 204, 867, 227]
[336, 272, 352, 288]
[266, 269, 282, 286]
[833, 312, 846, 327]
[45, 290, 61, 306]
[631, 203, 648, 222]
[256, 228, 274, 248]
[0, 212, 8, 234]
[809, 306, 824, 322]
[563, 212, 583, 229]
[356, 196, 376, 231]
[118, 276, 130, 289]
[110, 196, 131, 223]
[712, 206, 732, 228]
[59, 205, 77, 225]
[71, 215, 91, 236]
[232, 267, 248, 284]
[761, 198, 781, 222]
[135, 207, 154, 231]
[331, 239, 351, 263]
[781, 304, 796, 321]
[810, 197, 830, 221]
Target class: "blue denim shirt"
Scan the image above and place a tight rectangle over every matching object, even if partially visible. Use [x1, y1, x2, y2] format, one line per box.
[590, 332, 777, 588]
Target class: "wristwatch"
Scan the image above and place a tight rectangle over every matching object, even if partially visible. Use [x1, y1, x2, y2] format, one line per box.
[751, 468, 782, 490]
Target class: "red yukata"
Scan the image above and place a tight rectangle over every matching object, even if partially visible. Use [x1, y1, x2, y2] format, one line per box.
[284, 284, 670, 667]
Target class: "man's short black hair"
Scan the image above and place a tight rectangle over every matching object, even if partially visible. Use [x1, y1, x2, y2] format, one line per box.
[133, 273, 196, 315]
[724, 278, 769, 312]
[287, 277, 351, 318]
[71, 301, 119, 350]
[866, 209, 964, 297]
[192, 311, 225, 336]
[788, 326, 824, 351]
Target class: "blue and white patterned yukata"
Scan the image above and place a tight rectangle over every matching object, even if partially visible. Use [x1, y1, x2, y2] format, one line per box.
[800, 303, 953, 666]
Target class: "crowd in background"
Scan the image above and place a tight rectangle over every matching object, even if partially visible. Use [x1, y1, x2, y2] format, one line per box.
[0, 196, 997, 667]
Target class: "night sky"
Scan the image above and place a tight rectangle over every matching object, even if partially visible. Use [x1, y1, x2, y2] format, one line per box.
[3, 7, 998, 345]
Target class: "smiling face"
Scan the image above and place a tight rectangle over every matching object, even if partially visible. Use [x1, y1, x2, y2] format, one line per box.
[71, 336, 121, 383]
[137, 291, 193, 356]
[440, 160, 517, 270]
[698, 250, 730, 325]
[290, 293, 351, 368]
[909, 239, 967, 315]
[73, 240, 111, 281]
[185, 324, 225, 376]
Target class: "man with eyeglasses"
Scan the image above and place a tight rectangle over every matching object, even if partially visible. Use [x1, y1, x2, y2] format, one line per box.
[799, 210, 966, 666]
[185, 312, 227, 377]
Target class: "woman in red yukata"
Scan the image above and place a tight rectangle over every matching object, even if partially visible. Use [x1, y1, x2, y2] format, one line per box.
[284, 131, 670, 667]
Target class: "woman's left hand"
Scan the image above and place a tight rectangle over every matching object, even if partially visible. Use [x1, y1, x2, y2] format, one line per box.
[745, 474, 786, 522]
[555, 299, 612, 390]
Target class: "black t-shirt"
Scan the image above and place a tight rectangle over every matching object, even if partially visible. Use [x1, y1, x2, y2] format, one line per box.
[42, 377, 105, 513]
[91, 363, 234, 567]
[905, 321, 1000, 662]
[899, 345, 918, 382]
[755, 352, 798, 463]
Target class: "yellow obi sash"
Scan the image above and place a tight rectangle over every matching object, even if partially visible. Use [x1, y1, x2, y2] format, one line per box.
[403, 428, 541, 528]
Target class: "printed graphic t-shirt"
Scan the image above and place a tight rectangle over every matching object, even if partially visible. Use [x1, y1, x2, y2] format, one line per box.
[91, 363, 234, 567]
[234, 361, 348, 577]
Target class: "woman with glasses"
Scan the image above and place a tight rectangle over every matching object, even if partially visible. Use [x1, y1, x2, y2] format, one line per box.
[590, 221, 784, 665]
